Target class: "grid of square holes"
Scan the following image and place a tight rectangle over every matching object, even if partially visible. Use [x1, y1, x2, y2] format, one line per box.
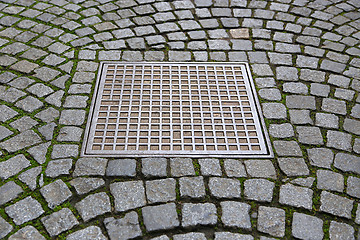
[85, 63, 269, 156]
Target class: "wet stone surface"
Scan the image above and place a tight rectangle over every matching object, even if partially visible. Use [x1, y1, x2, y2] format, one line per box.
[0, 0, 359, 239]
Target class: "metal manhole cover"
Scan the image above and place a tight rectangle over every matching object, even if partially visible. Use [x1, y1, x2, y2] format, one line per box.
[81, 62, 273, 158]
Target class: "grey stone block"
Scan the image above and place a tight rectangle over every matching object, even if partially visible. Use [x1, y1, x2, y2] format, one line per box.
[9, 226, 45, 240]
[221, 201, 251, 229]
[5, 196, 44, 225]
[307, 148, 334, 169]
[146, 178, 176, 204]
[69, 178, 105, 195]
[173, 232, 206, 240]
[279, 183, 313, 209]
[224, 159, 247, 177]
[110, 181, 146, 212]
[76, 192, 111, 222]
[214, 232, 254, 240]
[286, 95, 316, 109]
[327, 130, 352, 151]
[317, 170, 344, 192]
[315, 113, 338, 129]
[67, 226, 107, 240]
[18, 166, 41, 191]
[106, 159, 136, 177]
[262, 103, 287, 119]
[198, 158, 222, 176]
[322, 98, 347, 115]
[73, 158, 108, 176]
[297, 126, 324, 145]
[40, 179, 72, 209]
[182, 203, 217, 227]
[0, 154, 30, 180]
[0, 130, 42, 153]
[274, 141, 302, 157]
[258, 206, 285, 237]
[320, 191, 353, 218]
[334, 153, 360, 175]
[170, 158, 195, 177]
[244, 160, 276, 179]
[41, 208, 78, 237]
[51, 144, 78, 159]
[179, 176, 206, 198]
[344, 118, 360, 135]
[310, 83, 330, 97]
[0, 217, 12, 239]
[329, 221, 355, 240]
[0, 181, 23, 206]
[46, 159, 72, 178]
[292, 212, 323, 240]
[269, 123, 294, 138]
[209, 177, 241, 198]
[142, 158, 167, 177]
[289, 110, 313, 124]
[347, 176, 360, 198]
[244, 179, 274, 202]
[278, 158, 309, 176]
[142, 203, 179, 231]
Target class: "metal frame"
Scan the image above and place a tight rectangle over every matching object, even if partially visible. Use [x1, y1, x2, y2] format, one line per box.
[81, 62, 273, 158]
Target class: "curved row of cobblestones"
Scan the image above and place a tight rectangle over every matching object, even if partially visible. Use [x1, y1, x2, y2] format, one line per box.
[0, 0, 359, 239]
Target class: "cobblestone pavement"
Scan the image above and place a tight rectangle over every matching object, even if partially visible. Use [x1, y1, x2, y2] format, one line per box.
[0, 0, 359, 239]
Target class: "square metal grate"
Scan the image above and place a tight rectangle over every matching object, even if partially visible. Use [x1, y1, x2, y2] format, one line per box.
[81, 62, 273, 158]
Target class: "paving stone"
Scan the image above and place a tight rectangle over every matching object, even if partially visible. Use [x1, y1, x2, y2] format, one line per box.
[0, 154, 30, 180]
[0, 86, 26, 103]
[9, 225, 46, 240]
[353, 138, 360, 154]
[278, 158, 309, 176]
[63, 95, 88, 108]
[292, 212, 323, 240]
[224, 159, 246, 177]
[329, 221, 355, 240]
[59, 110, 86, 126]
[0, 181, 23, 206]
[315, 113, 338, 129]
[251, 64, 273, 76]
[73, 157, 108, 176]
[214, 232, 253, 240]
[258, 206, 285, 237]
[106, 159, 136, 177]
[27, 141, 50, 164]
[15, 96, 43, 112]
[262, 103, 287, 119]
[111, 181, 146, 212]
[244, 160, 276, 179]
[328, 74, 351, 88]
[322, 98, 347, 115]
[173, 232, 206, 240]
[283, 82, 308, 94]
[334, 152, 360, 175]
[5, 196, 44, 225]
[179, 176, 206, 198]
[327, 130, 352, 151]
[307, 148, 334, 169]
[300, 69, 326, 83]
[244, 179, 274, 202]
[46, 159, 72, 178]
[0, 216, 13, 239]
[320, 191, 353, 218]
[51, 144, 78, 159]
[41, 208, 78, 237]
[269, 123, 294, 138]
[347, 176, 360, 198]
[170, 158, 195, 177]
[182, 203, 217, 227]
[168, 51, 192, 61]
[70, 177, 104, 196]
[258, 88, 281, 101]
[286, 95, 316, 109]
[289, 110, 313, 124]
[221, 201, 251, 229]
[0, 125, 12, 140]
[273, 141, 302, 157]
[72, 72, 95, 83]
[297, 126, 324, 145]
[279, 183, 313, 209]
[209, 177, 241, 198]
[76, 192, 111, 222]
[57, 126, 83, 142]
[142, 158, 167, 177]
[317, 170, 344, 192]
[67, 226, 107, 240]
[351, 104, 360, 119]
[40, 179, 72, 209]
[146, 178, 176, 204]
[142, 203, 179, 231]
[18, 166, 41, 191]
[198, 158, 221, 176]
[310, 83, 330, 97]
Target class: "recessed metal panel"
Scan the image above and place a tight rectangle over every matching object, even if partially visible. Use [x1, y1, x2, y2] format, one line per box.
[82, 62, 273, 158]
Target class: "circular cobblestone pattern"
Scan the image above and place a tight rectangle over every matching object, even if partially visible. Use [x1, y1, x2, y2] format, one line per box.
[0, 0, 359, 239]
